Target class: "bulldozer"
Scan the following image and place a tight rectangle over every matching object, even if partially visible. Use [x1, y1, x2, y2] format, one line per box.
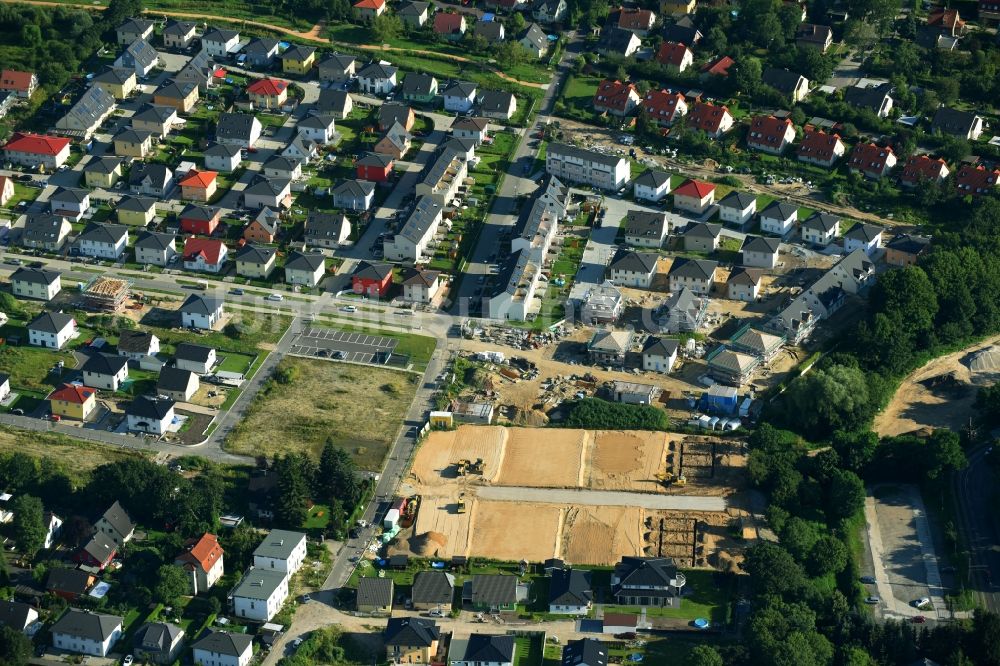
[467, 458, 484, 475]
[455, 459, 470, 476]
[457, 492, 467, 514]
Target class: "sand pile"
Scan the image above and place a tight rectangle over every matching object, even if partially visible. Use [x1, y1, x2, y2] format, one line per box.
[411, 531, 448, 557]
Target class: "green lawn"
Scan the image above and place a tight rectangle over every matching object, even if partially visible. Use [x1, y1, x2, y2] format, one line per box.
[558, 75, 601, 121]
[601, 570, 731, 625]
[0, 343, 75, 392]
[217, 351, 256, 374]
[514, 636, 544, 666]
[303, 503, 331, 529]
[132, 311, 291, 356]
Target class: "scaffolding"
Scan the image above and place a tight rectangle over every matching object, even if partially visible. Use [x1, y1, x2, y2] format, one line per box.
[83, 275, 133, 312]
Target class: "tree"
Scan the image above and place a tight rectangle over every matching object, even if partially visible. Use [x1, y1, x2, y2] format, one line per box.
[826, 469, 865, 521]
[11, 494, 46, 555]
[154, 564, 189, 606]
[743, 542, 807, 598]
[510, 12, 526, 33]
[0, 626, 30, 666]
[731, 56, 762, 96]
[924, 429, 967, 479]
[808, 535, 848, 576]
[831, 430, 879, 474]
[970, 610, 1000, 666]
[704, 25, 727, 53]
[317, 440, 362, 511]
[844, 19, 878, 49]
[274, 454, 312, 528]
[689, 645, 724, 666]
[779, 364, 872, 438]
[371, 14, 403, 43]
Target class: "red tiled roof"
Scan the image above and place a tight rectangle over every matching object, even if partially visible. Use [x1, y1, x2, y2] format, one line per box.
[847, 142, 895, 174]
[747, 115, 794, 150]
[434, 12, 466, 33]
[900, 155, 949, 185]
[618, 8, 655, 29]
[956, 165, 1000, 195]
[674, 178, 715, 199]
[928, 8, 964, 29]
[593, 79, 639, 113]
[4, 132, 70, 156]
[183, 237, 227, 264]
[700, 55, 734, 77]
[688, 102, 731, 134]
[0, 69, 34, 92]
[179, 169, 218, 189]
[176, 533, 224, 573]
[797, 128, 843, 162]
[247, 78, 287, 96]
[642, 89, 686, 123]
[48, 383, 95, 404]
[657, 41, 690, 67]
[354, 0, 384, 8]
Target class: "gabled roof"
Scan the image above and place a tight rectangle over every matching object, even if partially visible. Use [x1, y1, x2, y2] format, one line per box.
[132, 103, 177, 124]
[134, 622, 184, 655]
[624, 209, 668, 237]
[741, 235, 780, 253]
[84, 155, 123, 175]
[47, 383, 94, 404]
[93, 67, 135, 86]
[479, 89, 515, 113]
[597, 26, 640, 52]
[668, 257, 717, 280]
[126, 395, 175, 419]
[29, 311, 74, 334]
[4, 132, 70, 156]
[801, 212, 840, 233]
[728, 265, 763, 286]
[23, 214, 69, 244]
[174, 342, 214, 363]
[656, 41, 690, 67]
[633, 169, 670, 188]
[562, 638, 608, 666]
[378, 102, 414, 129]
[701, 55, 735, 76]
[718, 190, 755, 210]
[163, 19, 196, 37]
[263, 154, 301, 173]
[844, 222, 883, 242]
[82, 532, 116, 563]
[81, 353, 128, 377]
[154, 79, 197, 100]
[593, 79, 638, 112]
[847, 142, 895, 173]
[762, 67, 807, 94]
[10, 266, 60, 286]
[434, 12, 467, 33]
[333, 178, 376, 200]
[99, 500, 135, 538]
[51, 609, 122, 641]
[357, 152, 394, 168]
[50, 186, 89, 203]
[357, 577, 394, 607]
[129, 162, 173, 188]
[0, 600, 36, 630]
[47, 567, 93, 595]
[202, 27, 239, 43]
[117, 329, 157, 353]
[298, 113, 336, 131]
[469, 574, 519, 605]
[673, 178, 714, 199]
[900, 154, 949, 184]
[642, 336, 679, 357]
[474, 20, 505, 42]
[175, 532, 223, 574]
[549, 568, 592, 606]
[235, 243, 276, 264]
[204, 142, 242, 158]
[886, 234, 931, 255]
[931, 106, 982, 136]
[609, 249, 658, 274]
[192, 631, 253, 657]
[463, 634, 515, 662]
[357, 61, 397, 80]
[180, 292, 224, 314]
[353, 260, 393, 281]
[244, 176, 291, 197]
[118, 196, 157, 214]
[618, 7, 656, 29]
[316, 89, 353, 115]
[318, 52, 356, 70]
[520, 23, 548, 50]
[411, 570, 454, 604]
[180, 204, 221, 222]
[78, 222, 128, 245]
[244, 37, 280, 59]
[844, 82, 892, 111]
[0, 69, 35, 92]
[284, 251, 325, 272]
[398, 0, 430, 16]
[123, 38, 158, 69]
[798, 128, 843, 160]
[400, 73, 437, 97]
[279, 44, 317, 62]
[685, 221, 722, 239]
[688, 102, 731, 133]
[216, 112, 260, 141]
[956, 165, 1000, 192]
[748, 115, 794, 149]
[385, 617, 439, 647]
[443, 80, 477, 98]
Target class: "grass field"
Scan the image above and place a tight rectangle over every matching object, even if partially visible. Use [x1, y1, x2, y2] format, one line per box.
[0, 345, 76, 392]
[0, 427, 145, 479]
[226, 358, 417, 469]
[217, 351, 257, 374]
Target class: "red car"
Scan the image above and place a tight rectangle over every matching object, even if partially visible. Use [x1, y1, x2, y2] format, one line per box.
[911, 616, 926, 624]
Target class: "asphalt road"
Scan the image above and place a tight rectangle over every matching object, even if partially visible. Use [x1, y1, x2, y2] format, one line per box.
[953, 444, 1000, 613]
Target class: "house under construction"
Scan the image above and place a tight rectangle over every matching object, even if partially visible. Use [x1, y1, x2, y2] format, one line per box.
[83, 275, 132, 311]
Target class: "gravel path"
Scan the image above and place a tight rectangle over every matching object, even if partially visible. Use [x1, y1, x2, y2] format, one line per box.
[477, 485, 727, 511]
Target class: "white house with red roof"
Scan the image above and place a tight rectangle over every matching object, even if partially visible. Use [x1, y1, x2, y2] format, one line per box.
[354, 0, 387, 20]
[3, 132, 71, 169]
[899, 155, 950, 187]
[593, 80, 641, 117]
[247, 78, 288, 110]
[687, 102, 733, 138]
[618, 7, 657, 35]
[0, 69, 37, 98]
[956, 165, 1000, 196]
[746, 115, 795, 155]
[656, 42, 693, 73]
[182, 237, 228, 273]
[175, 533, 225, 595]
[797, 128, 845, 167]
[847, 143, 897, 179]
[673, 179, 715, 215]
[642, 89, 687, 127]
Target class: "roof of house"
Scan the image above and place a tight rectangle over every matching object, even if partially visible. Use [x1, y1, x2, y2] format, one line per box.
[411, 571, 455, 604]
[673, 178, 715, 199]
[931, 106, 981, 136]
[51, 609, 122, 641]
[668, 257, 717, 280]
[243, 38, 280, 60]
[50, 186, 89, 204]
[886, 234, 931, 255]
[81, 352, 128, 377]
[624, 209, 668, 238]
[547, 142, 624, 169]
[357, 152, 394, 169]
[741, 235, 781, 253]
[154, 79, 197, 101]
[280, 44, 317, 62]
[174, 342, 214, 363]
[46, 568, 93, 595]
[122, 37, 158, 69]
[163, 19, 196, 36]
[4, 132, 70, 156]
[353, 0, 385, 8]
[254, 529, 305, 560]
[216, 112, 261, 141]
[263, 154, 301, 174]
[182, 238, 226, 265]
[400, 73, 437, 98]
[235, 243, 276, 264]
[641, 88, 685, 122]
[202, 27, 239, 43]
[463, 634, 516, 662]
[748, 115, 794, 149]
[618, 7, 656, 29]
[956, 165, 1000, 192]
[900, 154, 949, 183]
[633, 169, 670, 188]
[398, 0, 430, 15]
[642, 336, 680, 357]
[760, 200, 797, 220]
[844, 82, 892, 110]
[192, 631, 253, 657]
[613, 556, 678, 589]
[247, 78, 288, 97]
[727, 265, 763, 286]
[593, 79, 638, 113]
[99, 500, 134, 538]
[318, 52, 356, 70]
[684, 221, 722, 240]
[117, 329, 157, 354]
[134, 229, 174, 250]
[157, 366, 197, 395]
[688, 102, 731, 133]
[78, 222, 128, 245]
[175, 532, 223, 574]
[718, 190, 756, 210]
[662, 16, 702, 44]
[434, 12, 467, 33]
[204, 142, 242, 159]
[442, 80, 478, 98]
[0, 600, 36, 630]
[22, 214, 69, 245]
[657, 41, 690, 66]
[609, 249, 658, 274]
[0, 69, 35, 92]
[126, 395, 175, 420]
[798, 128, 843, 160]
[357, 577, 394, 607]
[82, 532, 117, 564]
[399, 268, 439, 289]
[801, 211, 840, 233]
[562, 638, 608, 666]
[285, 251, 325, 272]
[317, 89, 353, 115]
[597, 26, 640, 52]
[847, 142, 895, 173]
[587, 328, 632, 353]
[378, 103, 414, 129]
[129, 162, 173, 188]
[353, 260, 393, 281]
[304, 211, 349, 241]
[474, 20, 505, 42]
[762, 67, 807, 94]
[118, 17, 154, 33]
[29, 311, 74, 334]
[479, 89, 516, 113]
[10, 266, 60, 286]
[357, 61, 397, 80]
[844, 222, 883, 242]
[796, 22, 832, 44]
[549, 568, 592, 607]
[134, 622, 184, 655]
[701, 55, 735, 76]
[84, 155, 123, 175]
[93, 67, 135, 86]
[469, 574, 519, 605]
[118, 196, 157, 215]
[385, 616, 439, 647]
[47, 383, 94, 404]
[180, 292, 223, 316]
[521, 23, 548, 50]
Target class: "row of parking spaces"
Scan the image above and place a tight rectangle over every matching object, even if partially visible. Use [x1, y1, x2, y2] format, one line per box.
[289, 345, 390, 364]
[301, 328, 397, 349]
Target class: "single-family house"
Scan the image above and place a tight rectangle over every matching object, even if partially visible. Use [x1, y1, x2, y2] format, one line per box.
[707, 346, 760, 385]
[618, 7, 657, 34]
[28, 311, 75, 349]
[0, 601, 39, 634]
[612, 556, 683, 607]
[126, 395, 175, 434]
[179, 204, 222, 236]
[297, 113, 337, 145]
[202, 27, 240, 57]
[83, 156, 124, 189]
[549, 568, 593, 614]
[474, 20, 506, 44]
[900, 154, 950, 187]
[434, 12, 468, 39]
[762, 67, 809, 102]
[700, 54, 735, 78]
[663, 15, 703, 44]
[727, 266, 763, 302]
[668, 258, 716, 295]
[76, 534, 116, 570]
[641, 88, 687, 126]
[117, 329, 160, 360]
[0, 69, 37, 98]
[216, 112, 263, 148]
[596, 27, 642, 57]
[688, 102, 734, 138]
[656, 41, 693, 73]
[331, 179, 375, 212]
[318, 53, 357, 83]
[442, 80, 477, 113]
[519, 23, 549, 58]
[235, 244, 277, 279]
[642, 336, 679, 372]
[10, 266, 61, 301]
[385, 195, 445, 261]
[246, 78, 288, 109]
[179, 292, 224, 328]
[254, 529, 307, 574]
[624, 209, 671, 247]
[262, 155, 303, 181]
[279, 44, 317, 75]
[593, 79, 641, 117]
[479, 89, 517, 120]
[95, 500, 135, 545]
[411, 571, 455, 612]
[175, 343, 217, 374]
[174, 532, 224, 594]
[385, 617, 439, 664]
[49, 187, 90, 220]
[357, 152, 395, 182]
[632, 169, 671, 203]
[243, 208, 280, 244]
[401, 267, 441, 303]
[3, 132, 70, 169]
[843, 222, 883, 256]
[92, 67, 137, 100]
[131, 103, 179, 138]
[758, 200, 797, 236]
[352, 261, 394, 297]
[134, 230, 177, 265]
[607, 249, 659, 288]
[243, 177, 292, 210]
[683, 222, 722, 252]
[747, 115, 796, 154]
[452, 116, 490, 145]
[47, 568, 96, 601]
[844, 82, 893, 118]
[375, 121, 412, 159]
[797, 128, 845, 167]
[660, 287, 708, 332]
[116, 38, 159, 78]
[243, 38, 281, 69]
[129, 163, 174, 197]
[51, 610, 122, 657]
[358, 61, 398, 95]
[463, 575, 527, 612]
[357, 577, 394, 615]
[80, 353, 129, 391]
[284, 251, 325, 287]
[561, 639, 608, 666]
[672, 178, 715, 214]
[304, 211, 351, 249]
[21, 214, 71, 251]
[400, 74, 438, 105]
[192, 632, 253, 666]
[118, 196, 158, 227]
[116, 17, 153, 45]
[931, 107, 984, 140]
[152, 79, 199, 113]
[847, 142, 897, 179]
[162, 20, 197, 48]
[47, 383, 95, 420]
[398, 0, 430, 26]
[885, 234, 931, 267]
[133, 622, 185, 665]
[741, 235, 781, 268]
[204, 142, 243, 173]
[354, 0, 387, 20]
[178, 169, 219, 202]
[800, 212, 840, 246]
[956, 165, 1000, 196]
[796, 23, 833, 51]
[451, 634, 516, 666]
[717, 190, 756, 229]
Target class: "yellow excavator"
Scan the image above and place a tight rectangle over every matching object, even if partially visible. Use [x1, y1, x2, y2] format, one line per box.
[656, 472, 687, 487]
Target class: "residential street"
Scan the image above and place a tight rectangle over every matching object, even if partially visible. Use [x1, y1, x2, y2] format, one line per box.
[953, 444, 1000, 613]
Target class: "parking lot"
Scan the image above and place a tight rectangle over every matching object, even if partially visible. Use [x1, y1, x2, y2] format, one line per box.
[289, 327, 398, 364]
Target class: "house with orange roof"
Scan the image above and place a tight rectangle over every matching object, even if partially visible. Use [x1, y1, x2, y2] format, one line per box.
[0, 69, 37, 98]
[847, 143, 897, 179]
[47, 383, 97, 421]
[354, 0, 386, 20]
[797, 128, 845, 168]
[434, 12, 468, 39]
[700, 55, 734, 78]
[642, 89, 687, 127]
[899, 155, 950, 188]
[656, 42, 693, 73]
[687, 102, 733, 138]
[175, 533, 225, 595]
[247, 78, 288, 109]
[179, 170, 218, 202]
[593, 79, 641, 117]
[956, 165, 1000, 196]
[183, 237, 229, 273]
[618, 7, 657, 35]
[927, 8, 966, 35]
[673, 179, 715, 215]
[746, 115, 796, 155]
[3, 132, 71, 169]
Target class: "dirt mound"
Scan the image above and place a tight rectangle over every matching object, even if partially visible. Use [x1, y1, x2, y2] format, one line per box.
[410, 531, 448, 557]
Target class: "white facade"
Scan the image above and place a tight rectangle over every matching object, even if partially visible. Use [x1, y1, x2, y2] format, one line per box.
[127, 405, 174, 434]
[359, 72, 396, 95]
[12, 276, 60, 301]
[135, 239, 177, 266]
[176, 348, 216, 374]
[205, 149, 241, 173]
[232, 570, 290, 622]
[192, 641, 253, 666]
[719, 201, 755, 227]
[643, 349, 677, 373]
[181, 305, 223, 330]
[83, 366, 128, 391]
[634, 179, 670, 202]
[608, 266, 655, 288]
[203, 33, 240, 58]
[546, 144, 629, 191]
[253, 531, 307, 574]
[29, 321, 75, 349]
[285, 263, 325, 287]
[79, 235, 127, 260]
[444, 91, 476, 113]
[760, 212, 796, 236]
[52, 622, 122, 657]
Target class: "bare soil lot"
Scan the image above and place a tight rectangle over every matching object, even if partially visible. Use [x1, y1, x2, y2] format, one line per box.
[226, 359, 416, 468]
[561, 505, 644, 565]
[471, 500, 563, 562]
[495, 427, 587, 488]
[589, 431, 672, 492]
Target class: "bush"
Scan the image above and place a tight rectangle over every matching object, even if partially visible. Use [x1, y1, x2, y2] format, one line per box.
[563, 398, 670, 431]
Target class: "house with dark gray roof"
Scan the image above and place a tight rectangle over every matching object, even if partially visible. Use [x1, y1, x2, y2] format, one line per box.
[642, 336, 679, 372]
[632, 169, 671, 202]
[659, 287, 708, 333]
[162, 19, 197, 48]
[117, 329, 159, 360]
[0, 600, 39, 633]
[115, 37, 159, 78]
[624, 209, 671, 247]
[243, 37, 281, 68]
[596, 26, 641, 57]
[357, 577, 394, 614]
[411, 571, 455, 610]
[548, 568, 593, 614]
[762, 67, 810, 102]
[129, 163, 174, 198]
[385, 617, 439, 663]
[51, 610, 123, 656]
[843, 222, 884, 256]
[157, 366, 199, 402]
[562, 638, 608, 666]
[718, 190, 757, 228]
[452, 633, 516, 666]
[612, 556, 683, 607]
[478, 89, 517, 120]
[134, 230, 176, 266]
[81, 353, 129, 391]
[174, 343, 217, 374]
[931, 106, 984, 140]
[318, 53, 357, 83]
[463, 574, 528, 611]
[316, 88, 354, 119]
[741, 235, 781, 268]
[683, 221, 722, 253]
[55, 84, 116, 136]
[800, 212, 840, 246]
[192, 631, 253, 666]
[844, 82, 893, 118]
[400, 73, 439, 103]
[134, 622, 185, 664]
[10, 266, 61, 301]
[607, 249, 659, 288]
[667, 258, 717, 295]
[759, 200, 798, 236]
[96, 500, 135, 545]
[216, 112, 263, 148]
[21, 214, 71, 251]
[357, 61, 398, 95]
[442, 80, 478, 113]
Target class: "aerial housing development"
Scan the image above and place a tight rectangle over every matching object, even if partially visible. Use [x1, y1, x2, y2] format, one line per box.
[0, 1, 998, 664]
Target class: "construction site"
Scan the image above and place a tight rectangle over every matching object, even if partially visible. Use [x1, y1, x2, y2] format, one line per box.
[81, 275, 133, 311]
[391, 426, 750, 567]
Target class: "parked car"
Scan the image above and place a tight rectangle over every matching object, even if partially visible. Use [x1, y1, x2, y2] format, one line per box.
[860, 576, 876, 584]
[231, 288, 244, 295]
[914, 597, 931, 608]
[912, 616, 926, 624]
[266, 293, 284, 301]
[864, 596, 880, 604]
